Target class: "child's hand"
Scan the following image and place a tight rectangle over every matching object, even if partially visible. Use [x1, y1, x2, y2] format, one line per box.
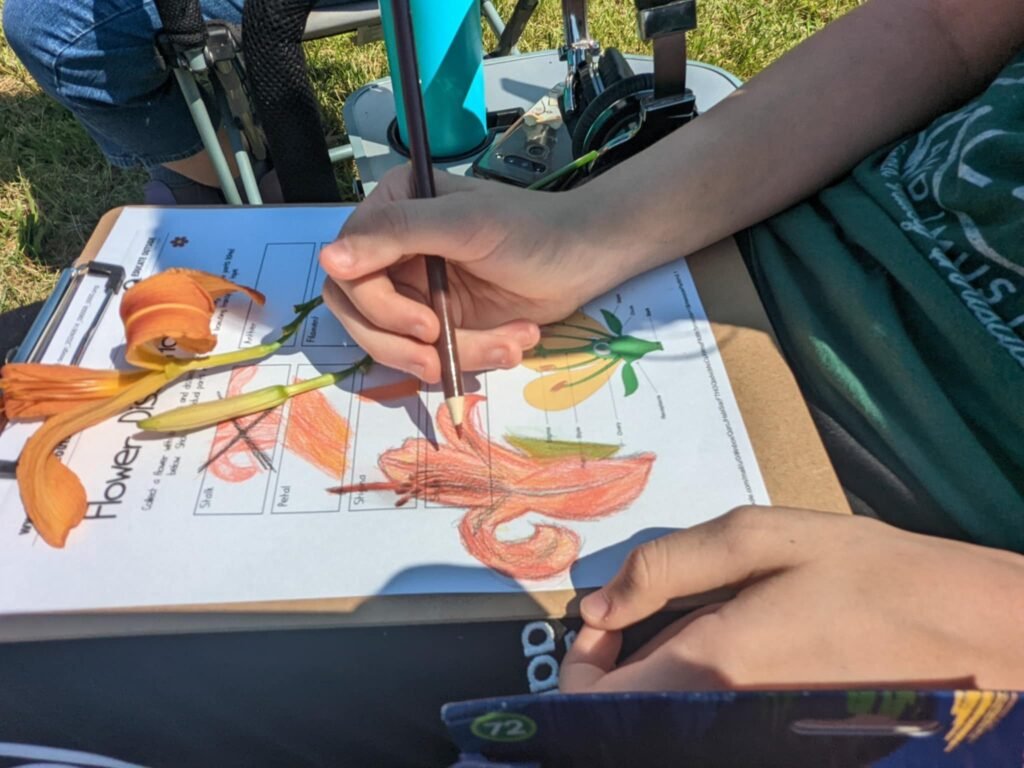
[320, 166, 617, 383]
[560, 506, 1024, 692]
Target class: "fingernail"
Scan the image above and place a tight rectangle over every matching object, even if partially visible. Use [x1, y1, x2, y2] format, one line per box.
[407, 362, 427, 380]
[412, 323, 431, 342]
[487, 347, 510, 367]
[580, 591, 610, 623]
[519, 327, 540, 348]
[328, 242, 355, 271]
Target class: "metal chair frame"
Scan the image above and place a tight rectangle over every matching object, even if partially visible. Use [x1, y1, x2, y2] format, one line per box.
[164, 1, 514, 205]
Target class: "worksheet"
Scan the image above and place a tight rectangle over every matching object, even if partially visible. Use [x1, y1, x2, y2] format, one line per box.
[0, 206, 769, 613]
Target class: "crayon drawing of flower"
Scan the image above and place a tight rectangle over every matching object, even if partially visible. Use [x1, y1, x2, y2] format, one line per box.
[331, 395, 655, 580]
[521, 310, 663, 411]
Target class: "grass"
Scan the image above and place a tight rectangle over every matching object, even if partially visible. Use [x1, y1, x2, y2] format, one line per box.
[0, 0, 858, 316]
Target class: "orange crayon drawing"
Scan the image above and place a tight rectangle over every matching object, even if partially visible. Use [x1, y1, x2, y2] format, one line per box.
[208, 366, 350, 482]
[284, 380, 350, 479]
[331, 395, 655, 580]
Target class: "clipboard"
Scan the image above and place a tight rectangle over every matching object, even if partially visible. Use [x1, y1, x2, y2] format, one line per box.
[0, 206, 849, 642]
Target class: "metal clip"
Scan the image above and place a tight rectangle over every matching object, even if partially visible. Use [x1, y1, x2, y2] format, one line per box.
[10, 262, 125, 366]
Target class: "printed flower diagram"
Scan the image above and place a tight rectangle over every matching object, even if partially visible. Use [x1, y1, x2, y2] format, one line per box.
[331, 395, 655, 580]
[522, 309, 663, 411]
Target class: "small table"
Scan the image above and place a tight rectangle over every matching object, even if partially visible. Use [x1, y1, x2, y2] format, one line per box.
[342, 50, 741, 193]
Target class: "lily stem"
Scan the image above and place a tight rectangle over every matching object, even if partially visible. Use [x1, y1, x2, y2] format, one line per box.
[284, 354, 373, 399]
[171, 296, 326, 376]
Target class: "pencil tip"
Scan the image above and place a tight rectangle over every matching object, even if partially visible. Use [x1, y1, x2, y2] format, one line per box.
[445, 395, 466, 438]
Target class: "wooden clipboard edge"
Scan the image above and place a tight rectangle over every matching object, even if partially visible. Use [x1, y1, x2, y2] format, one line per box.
[688, 239, 850, 516]
[0, 588, 736, 644]
[76, 206, 126, 266]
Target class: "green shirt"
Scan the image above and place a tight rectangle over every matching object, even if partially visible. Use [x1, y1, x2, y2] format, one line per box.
[745, 51, 1024, 552]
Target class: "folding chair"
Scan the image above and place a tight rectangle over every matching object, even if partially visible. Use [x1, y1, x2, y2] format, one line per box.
[153, 0, 515, 205]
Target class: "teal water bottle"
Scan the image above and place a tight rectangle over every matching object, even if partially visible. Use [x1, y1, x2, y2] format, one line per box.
[380, 0, 487, 158]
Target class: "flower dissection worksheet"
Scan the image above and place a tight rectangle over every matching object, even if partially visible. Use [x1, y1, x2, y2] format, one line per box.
[0, 206, 769, 614]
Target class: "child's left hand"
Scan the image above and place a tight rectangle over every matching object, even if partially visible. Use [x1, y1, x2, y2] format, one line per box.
[559, 506, 1024, 692]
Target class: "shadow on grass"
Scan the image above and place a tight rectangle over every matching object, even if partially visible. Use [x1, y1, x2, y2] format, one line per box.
[0, 300, 42, 362]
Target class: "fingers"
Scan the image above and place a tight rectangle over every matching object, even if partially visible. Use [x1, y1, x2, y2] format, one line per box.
[560, 618, 723, 693]
[558, 625, 622, 693]
[321, 169, 490, 283]
[580, 506, 815, 631]
[324, 279, 438, 381]
[322, 280, 539, 381]
[344, 272, 438, 344]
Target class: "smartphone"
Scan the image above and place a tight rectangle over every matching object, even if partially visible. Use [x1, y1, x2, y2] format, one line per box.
[472, 86, 574, 188]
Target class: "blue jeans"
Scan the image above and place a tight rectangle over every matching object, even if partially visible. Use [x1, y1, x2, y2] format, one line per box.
[3, 0, 245, 168]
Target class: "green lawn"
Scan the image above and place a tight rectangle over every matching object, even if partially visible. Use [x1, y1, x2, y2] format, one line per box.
[0, 0, 858, 315]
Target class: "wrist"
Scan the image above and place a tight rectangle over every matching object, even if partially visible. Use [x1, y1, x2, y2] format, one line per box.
[563, 174, 688, 297]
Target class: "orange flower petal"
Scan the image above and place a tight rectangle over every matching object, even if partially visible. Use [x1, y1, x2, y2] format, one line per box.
[17, 371, 170, 547]
[120, 269, 264, 370]
[1, 363, 150, 419]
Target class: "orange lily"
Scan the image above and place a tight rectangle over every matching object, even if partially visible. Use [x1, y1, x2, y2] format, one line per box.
[120, 268, 263, 369]
[331, 395, 655, 580]
[0, 268, 277, 548]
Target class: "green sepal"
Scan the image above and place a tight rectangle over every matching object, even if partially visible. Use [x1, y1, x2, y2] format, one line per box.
[621, 363, 639, 396]
[600, 309, 623, 336]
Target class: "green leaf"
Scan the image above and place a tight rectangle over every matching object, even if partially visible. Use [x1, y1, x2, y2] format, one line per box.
[600, 309, 623, 336]
[621, 363, 639, 396]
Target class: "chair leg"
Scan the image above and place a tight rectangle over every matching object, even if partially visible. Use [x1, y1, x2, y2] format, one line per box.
[481, 1, 507, 40]
[171, 68, 244, 205]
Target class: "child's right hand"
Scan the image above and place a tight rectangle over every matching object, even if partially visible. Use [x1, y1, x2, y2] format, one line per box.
[319, 166, 626, 382]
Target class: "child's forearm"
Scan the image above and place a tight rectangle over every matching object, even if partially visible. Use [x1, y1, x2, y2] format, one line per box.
[577, 0, 1024, 292]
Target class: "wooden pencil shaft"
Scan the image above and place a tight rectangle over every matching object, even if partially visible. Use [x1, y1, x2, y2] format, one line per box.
[389, 0, 464, 405]
[391, 0, 436, 200]
[428, 255, 464, 399]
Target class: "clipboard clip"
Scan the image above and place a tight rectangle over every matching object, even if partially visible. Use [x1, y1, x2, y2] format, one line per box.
[6, 262, 125, 366]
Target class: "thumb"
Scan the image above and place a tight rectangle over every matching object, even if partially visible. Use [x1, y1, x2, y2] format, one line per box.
[580, 506, 807, 630]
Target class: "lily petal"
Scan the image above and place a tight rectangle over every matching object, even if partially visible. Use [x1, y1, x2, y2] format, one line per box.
[1, 363, 149, 419]
[120, 269, 263, 370]
[17, 371, 171, 547]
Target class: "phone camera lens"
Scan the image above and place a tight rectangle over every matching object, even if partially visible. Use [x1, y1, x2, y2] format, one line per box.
[503, 155, 547, 174]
